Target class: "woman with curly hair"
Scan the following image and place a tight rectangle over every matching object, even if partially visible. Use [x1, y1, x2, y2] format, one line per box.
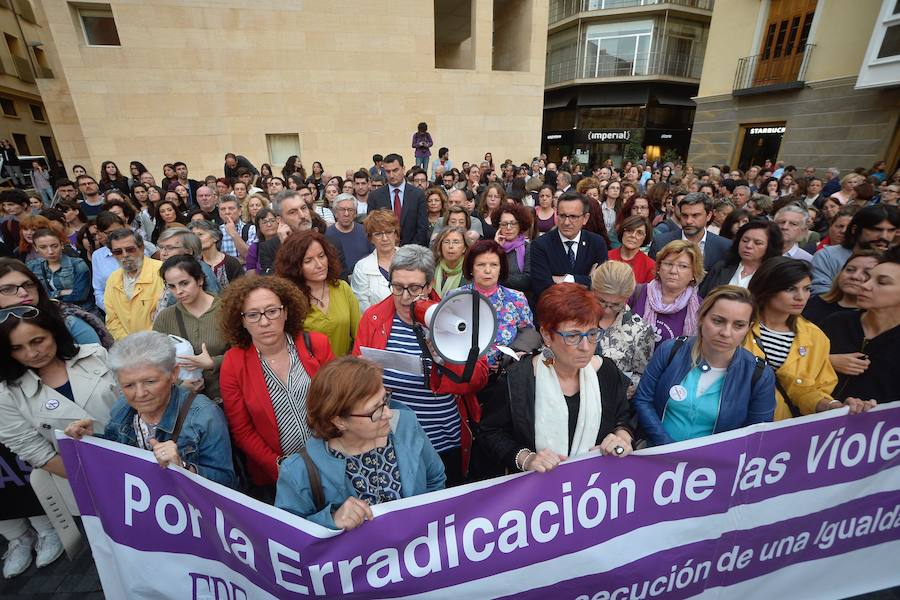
[218, 275, 335, 496]
[275, 230, 360, 357]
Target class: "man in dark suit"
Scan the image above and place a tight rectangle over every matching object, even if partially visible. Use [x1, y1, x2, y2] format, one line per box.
[530, 193, 608, 298]
[649, 191, 731, 271]
[367, 153, 429, 246]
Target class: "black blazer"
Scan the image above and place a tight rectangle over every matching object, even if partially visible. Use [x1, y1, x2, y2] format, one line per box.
[478, 356, 632, 472]
[367, 183, 429, 246]
[529, 229, 608, 297]
[649, 228, 731, 271]
[698, 260, 739, 297]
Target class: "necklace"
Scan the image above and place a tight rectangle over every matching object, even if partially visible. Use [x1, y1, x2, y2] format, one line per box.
[310, 284, 328, 308]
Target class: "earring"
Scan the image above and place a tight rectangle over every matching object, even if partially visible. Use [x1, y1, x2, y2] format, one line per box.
[541, 344, 555, 367]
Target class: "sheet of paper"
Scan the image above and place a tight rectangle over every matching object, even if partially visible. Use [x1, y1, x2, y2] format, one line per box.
[360, 346, 424, 375]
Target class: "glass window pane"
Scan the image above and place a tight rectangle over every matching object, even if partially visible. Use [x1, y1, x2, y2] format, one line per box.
[877, 24, 900, 59]
[81, 14, 120, 46]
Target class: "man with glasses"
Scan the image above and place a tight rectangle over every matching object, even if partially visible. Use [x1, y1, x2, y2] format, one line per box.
[91, 212, 158, 312]
[325, 194, 372, 278]
[195, 185, 222, 225]
[104, 229, 164, 339]
[530, 192, 609, 298]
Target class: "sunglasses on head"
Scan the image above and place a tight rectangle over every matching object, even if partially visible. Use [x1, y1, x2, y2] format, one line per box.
[0, 305, 39, 324]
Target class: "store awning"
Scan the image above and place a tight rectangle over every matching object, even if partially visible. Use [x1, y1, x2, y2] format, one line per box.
[653, 91, 697, 107]
[577, 87, 649, 107]
[543, 90, 577, 109]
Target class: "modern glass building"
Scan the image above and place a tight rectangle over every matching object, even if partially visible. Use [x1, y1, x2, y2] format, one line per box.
[542, 0, 713, 167]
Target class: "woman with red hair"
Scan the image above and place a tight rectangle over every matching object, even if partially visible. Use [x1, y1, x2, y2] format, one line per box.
[476, 283, 634, 475]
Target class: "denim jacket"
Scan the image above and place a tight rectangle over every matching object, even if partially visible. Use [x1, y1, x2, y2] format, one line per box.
[100, 385, 237, 488]
[275, 403, 446, 529]
[27, 254, 94, 311]
[633, 337, 776, 446]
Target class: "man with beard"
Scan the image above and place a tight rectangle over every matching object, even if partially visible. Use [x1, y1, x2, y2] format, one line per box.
[811, 204, 899, 294]
[104, 229, 164, 339]
[258, 189, 314, 275]
[649, 192, 730, 271]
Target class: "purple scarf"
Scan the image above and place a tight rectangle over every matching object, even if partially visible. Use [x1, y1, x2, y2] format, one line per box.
[501, 235, 527, 272]
[643, 279, 701, 336]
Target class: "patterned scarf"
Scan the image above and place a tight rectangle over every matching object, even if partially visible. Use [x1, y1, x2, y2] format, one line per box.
[434, 259, 463, 297]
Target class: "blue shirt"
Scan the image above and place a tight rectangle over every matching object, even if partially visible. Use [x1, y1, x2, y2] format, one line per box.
[382, 316, 459, 453]
[91, 242, 158, 311]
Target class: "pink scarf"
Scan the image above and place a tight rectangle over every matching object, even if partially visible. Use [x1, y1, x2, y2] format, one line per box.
[501, 234, 527, 272]
[644, 279, 701, 336]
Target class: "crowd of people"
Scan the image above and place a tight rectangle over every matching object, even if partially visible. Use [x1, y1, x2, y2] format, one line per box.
[0, 138, 898, 582]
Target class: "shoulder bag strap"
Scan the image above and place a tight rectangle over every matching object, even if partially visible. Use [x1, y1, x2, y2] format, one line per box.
[171, 392, 197, 441]
[174, 306, 189, 339]
[666, 336, 688, 367]
[297, 446, 325, 512]
[751, 334, 801, 417]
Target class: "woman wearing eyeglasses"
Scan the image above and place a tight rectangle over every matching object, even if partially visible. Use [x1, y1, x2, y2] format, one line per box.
[353, 245, 488, 485]
[431, 226, 470, 297]
[351, 210, 399, 311]
[633, 286, 776, 447]
[478, 284, 633, 476]
[276, 356, 445, 530]
[245, 207, 279, 274]
[492, 203, 533, 293]
[0, 305, 119, 578]
[219, 276, 335, 499]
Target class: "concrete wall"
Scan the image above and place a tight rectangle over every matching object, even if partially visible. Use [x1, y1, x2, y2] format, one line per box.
[695, 0, 759, 98]
[34, 0, 547, 181]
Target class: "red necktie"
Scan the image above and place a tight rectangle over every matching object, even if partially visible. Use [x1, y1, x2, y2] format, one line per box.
[393, 188, 401, 219]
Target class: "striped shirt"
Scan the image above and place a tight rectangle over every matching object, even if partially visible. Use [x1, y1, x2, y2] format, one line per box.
[757, 324, 796, 368]
[260, 335, 312, 456]
[382, 316, 460, 453]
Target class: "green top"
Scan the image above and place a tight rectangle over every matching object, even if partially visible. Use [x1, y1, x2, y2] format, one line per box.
[152, 296, 227, 400]
[304, 280, 361, 357]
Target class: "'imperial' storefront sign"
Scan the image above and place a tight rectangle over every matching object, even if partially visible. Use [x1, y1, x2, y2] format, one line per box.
[544, 129, 634, 144]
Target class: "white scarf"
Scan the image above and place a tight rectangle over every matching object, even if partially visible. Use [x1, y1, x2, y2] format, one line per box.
[533, 356, 603, 457]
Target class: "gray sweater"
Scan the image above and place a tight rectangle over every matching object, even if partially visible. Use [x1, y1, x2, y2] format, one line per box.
[810, 245, 851, 295]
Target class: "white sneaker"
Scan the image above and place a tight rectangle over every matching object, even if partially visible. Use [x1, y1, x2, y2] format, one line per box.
[2, 529, 35, 579]
[35, 529, 64, 568]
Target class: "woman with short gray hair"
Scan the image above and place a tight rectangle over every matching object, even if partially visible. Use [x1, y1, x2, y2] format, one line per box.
[65, 331, 237, 488]
[188, 220, 244, 288]
[353, 244, 488, 485]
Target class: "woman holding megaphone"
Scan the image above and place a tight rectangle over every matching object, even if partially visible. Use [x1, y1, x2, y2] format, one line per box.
[478, 284, 634, 474]
[353, 245, 488, 485]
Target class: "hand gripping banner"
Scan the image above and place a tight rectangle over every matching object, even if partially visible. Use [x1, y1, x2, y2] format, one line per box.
[58, 404, 900, 600]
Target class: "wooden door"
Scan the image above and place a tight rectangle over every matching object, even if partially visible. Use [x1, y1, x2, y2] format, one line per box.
[754, 0, 817, 87]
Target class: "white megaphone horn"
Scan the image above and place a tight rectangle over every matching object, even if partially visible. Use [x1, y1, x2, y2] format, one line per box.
[411, 288, 498, 370]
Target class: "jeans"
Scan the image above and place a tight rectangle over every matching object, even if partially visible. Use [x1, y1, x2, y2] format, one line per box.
[3, 165, 24, 185]
[415, 156, 429, 170]
[38, 187, 54, 207]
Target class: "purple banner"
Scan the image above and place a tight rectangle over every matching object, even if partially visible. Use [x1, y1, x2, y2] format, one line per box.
[59, 405, 900, 599]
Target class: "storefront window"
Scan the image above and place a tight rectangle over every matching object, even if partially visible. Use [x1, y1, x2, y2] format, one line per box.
[544, 109, 576, 130]
[577, 106, 644, 129]
[645, 106, 694, 129]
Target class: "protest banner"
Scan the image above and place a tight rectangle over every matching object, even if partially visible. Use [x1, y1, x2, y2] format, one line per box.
[58, 404, 900, 600]
[0, 442, 43, 520]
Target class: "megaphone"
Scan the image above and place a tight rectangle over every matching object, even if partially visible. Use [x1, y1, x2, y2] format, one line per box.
[412, 288, 498, 364]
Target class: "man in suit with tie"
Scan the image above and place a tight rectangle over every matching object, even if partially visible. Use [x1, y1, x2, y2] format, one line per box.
[530, 193, 609, 298]
[649, 192, 731, 271]
[367, 153, 429, 246]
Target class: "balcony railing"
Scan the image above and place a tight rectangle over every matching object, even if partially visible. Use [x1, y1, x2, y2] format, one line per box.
[547, 50, 703, 85]
[733, 44, 815, 94]
[550, 0, 714, 25]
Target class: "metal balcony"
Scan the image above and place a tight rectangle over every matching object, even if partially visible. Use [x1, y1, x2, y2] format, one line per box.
[733, 44, 815, 95]
[550, 0, 714, 25]
[547, 50, 703, 86]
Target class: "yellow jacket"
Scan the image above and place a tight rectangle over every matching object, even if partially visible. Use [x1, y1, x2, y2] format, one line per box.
[104, 257, 164, 339]
[743, 318, 837, 420]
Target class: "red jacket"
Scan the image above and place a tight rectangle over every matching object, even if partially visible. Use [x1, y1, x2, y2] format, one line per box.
[352, 294, 488, 473]
[220, 332, 335, 486]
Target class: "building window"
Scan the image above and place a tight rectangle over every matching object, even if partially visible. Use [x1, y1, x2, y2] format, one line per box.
[434, 0, 474, 69]
[32, 47, 53, 78]
[266, 133, 300, 169]
[857, 0, 900, 89]
[877, 23, 899, 58]
[583, 20, 653, 78]
[492, 0, 531, 72]
[0, 97, 17, 117]
[75, 4, 121, 46]
[578, 106, 645, 129]
[12, 133, 30, 155]
[546, 28, 578, 84]
[30, 104, 45, 121]
[40, 136, 56, 163]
